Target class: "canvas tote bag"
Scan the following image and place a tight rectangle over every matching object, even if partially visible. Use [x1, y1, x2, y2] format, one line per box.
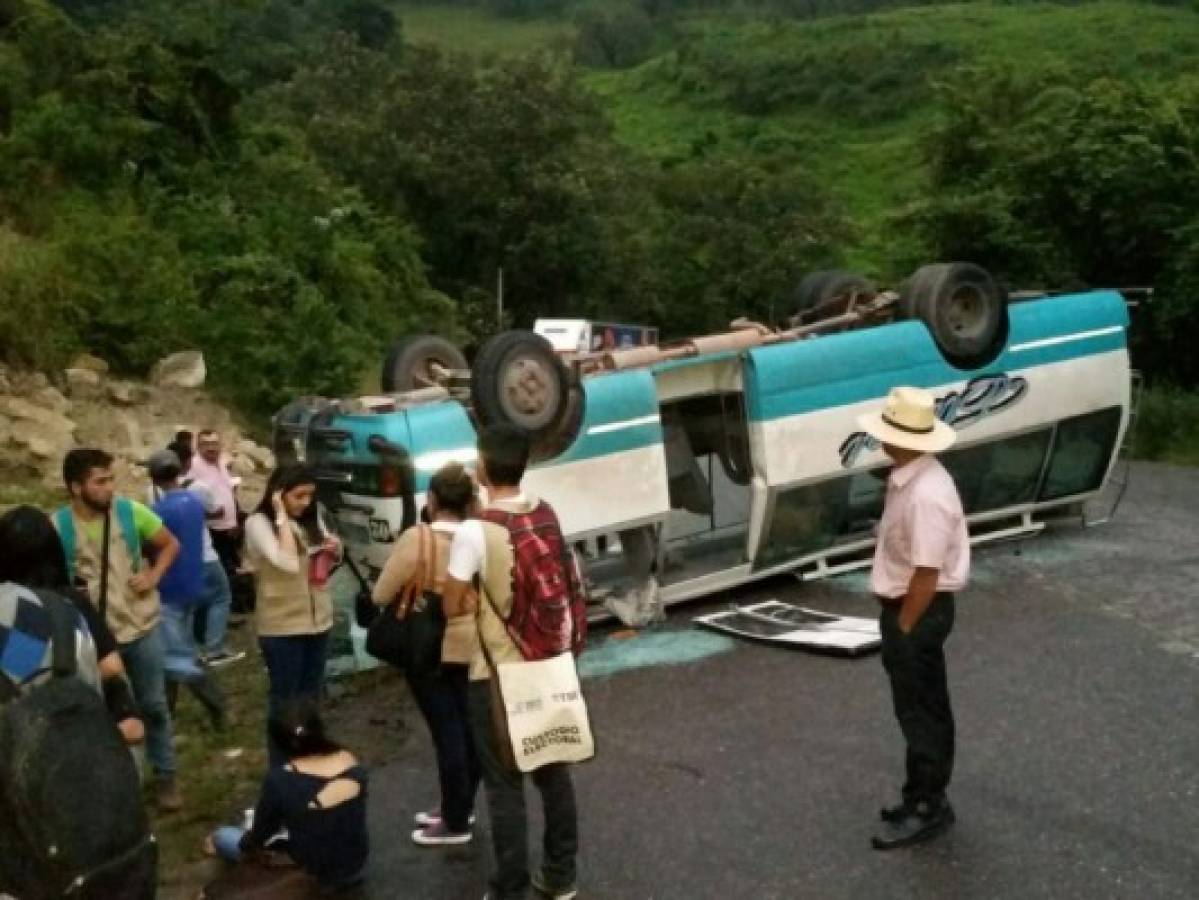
[480, 585, 595, 773]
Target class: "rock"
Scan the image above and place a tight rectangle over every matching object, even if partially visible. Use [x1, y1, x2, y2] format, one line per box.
[235, 439, 275, 470]
[25, 372, 49, 392]
[25, 436, 57, 459]
[71, 353, 109, 375]
[229, 454, 257, 478]
[107, 381, 152, 406]
[65, 367, 102, 393]
[32, 385, 71, 415]
[0, 396, 77, 434]
[150, 351, 206, 389]
[0, 365, 10, 394]
[0, 413, 11, 447]
[113, 411, 145, 459]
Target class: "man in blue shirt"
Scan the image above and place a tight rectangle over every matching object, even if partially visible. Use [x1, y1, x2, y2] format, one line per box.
[149, 450, 226, 730]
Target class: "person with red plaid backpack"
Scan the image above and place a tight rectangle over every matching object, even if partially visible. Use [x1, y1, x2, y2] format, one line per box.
[442, 426, 587, 900]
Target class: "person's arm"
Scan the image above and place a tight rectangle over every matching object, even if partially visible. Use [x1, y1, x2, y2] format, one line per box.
[898, 496, 955, 633]
[130, 526, 179, 594]
[128, 502, 177, 594]
[372, 530, 419, 606]
[245, 511, 301, 574]
[241, 772, 287, 852]
[442, 522, 485, 619]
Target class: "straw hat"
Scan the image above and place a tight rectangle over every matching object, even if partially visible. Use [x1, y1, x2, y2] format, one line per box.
[857, 386, 957, 454]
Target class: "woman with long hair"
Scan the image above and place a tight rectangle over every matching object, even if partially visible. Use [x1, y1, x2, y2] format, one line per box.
[372, 462, 481, 846]
[244, 465, 340, 762]
[206, 701, 368, 891]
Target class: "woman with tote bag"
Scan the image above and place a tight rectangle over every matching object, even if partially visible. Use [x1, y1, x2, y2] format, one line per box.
[372, 463, 481, 847]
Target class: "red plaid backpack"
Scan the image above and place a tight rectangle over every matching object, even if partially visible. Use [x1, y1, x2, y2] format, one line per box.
[481, 501, 588, 661]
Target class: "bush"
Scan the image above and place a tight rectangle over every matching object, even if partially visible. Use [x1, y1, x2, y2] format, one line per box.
[573, 3, 656, 69]
[1133, 385, 1199, 466]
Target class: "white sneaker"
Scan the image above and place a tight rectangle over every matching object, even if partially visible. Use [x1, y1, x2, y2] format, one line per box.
[411, 822, 472, 847]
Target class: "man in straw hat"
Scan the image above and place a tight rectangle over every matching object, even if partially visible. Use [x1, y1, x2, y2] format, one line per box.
[858, 386, 968, 850]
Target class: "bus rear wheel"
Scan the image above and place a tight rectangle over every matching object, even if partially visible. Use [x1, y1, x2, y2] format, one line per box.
[901, 262, 1008, 368]
[471, 330, 571, 438]
[381, 335, 467, 393]
[793, 270, 876, 323]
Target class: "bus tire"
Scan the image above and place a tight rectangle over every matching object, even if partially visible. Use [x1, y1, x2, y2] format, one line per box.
[381, 335, 467, 393]
[793, 270, 876, 322]
[901, 262, 1008, 368]
[471, 330, 570, 437]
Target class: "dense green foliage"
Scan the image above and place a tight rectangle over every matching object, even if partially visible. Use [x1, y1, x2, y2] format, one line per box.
[2, 0, 1199, 430]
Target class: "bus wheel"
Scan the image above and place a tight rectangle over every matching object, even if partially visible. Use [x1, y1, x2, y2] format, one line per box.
[471, 331, 570, 437]
[901, 262, 1008, 368]
[793, 270, 876, 323]
[381, 335, 468, 393]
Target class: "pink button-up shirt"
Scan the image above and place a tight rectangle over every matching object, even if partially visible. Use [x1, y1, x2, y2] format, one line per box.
[188, 454, 238, 532]
[870, 454, 970, 600]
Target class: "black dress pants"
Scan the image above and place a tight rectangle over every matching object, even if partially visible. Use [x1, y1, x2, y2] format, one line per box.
[879, 593, 956, 808]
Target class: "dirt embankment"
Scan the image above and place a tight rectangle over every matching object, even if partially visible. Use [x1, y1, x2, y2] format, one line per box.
[0, 352, 272, 508]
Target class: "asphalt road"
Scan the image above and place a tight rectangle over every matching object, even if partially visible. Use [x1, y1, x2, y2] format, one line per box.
[363, 461, 1199, 900]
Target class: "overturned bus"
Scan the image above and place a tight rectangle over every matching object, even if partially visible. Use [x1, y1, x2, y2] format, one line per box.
[275, 263, 1133, 629]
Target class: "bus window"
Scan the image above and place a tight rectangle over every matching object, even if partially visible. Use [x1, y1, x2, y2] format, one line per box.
[1039, 406, 1123, 501]
[756, 469, 885, 569]
[942, 429, 1052, 514]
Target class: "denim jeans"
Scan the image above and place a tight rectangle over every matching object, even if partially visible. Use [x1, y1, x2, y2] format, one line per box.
[194, 560, 233, 657]
[119, 627, 177, 778]
[160, 603, 204, 681]
[259, 632, 330, 763]
[407, 664, 481, 832]
[880, 593, 956, 808]
[468, 681, 578, 899]
[211, 825, 247, 863]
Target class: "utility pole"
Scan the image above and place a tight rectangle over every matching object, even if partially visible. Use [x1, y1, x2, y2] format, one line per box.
[496, 267, 504, 331]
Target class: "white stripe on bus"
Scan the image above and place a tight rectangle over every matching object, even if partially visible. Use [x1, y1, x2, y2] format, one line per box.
[414, 447, 478, 471]
[1009, 325, 1124, 353]
[586, 414, 662, 436]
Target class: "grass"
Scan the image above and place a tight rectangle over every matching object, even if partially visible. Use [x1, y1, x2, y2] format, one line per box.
[582, 1, 1199, 276]
[396, 3, 573, 55]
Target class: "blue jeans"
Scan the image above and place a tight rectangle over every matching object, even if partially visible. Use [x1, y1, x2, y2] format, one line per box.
[407, 664, 480, 832]
[211, 826, 247, 863]
[120, 627, 177, 778]
[195, 560, 232, 657]
[259, 632, 330, 763]
[160, 603, 204, 681]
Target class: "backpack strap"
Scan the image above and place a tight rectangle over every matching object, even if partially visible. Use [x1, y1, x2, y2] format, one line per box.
[54, 506, 78, 582]
[40, 590, 80, 680]
[114, 497, 141, 574]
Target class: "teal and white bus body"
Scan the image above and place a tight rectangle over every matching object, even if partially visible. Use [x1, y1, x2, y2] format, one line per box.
[279, 288, 1130, 619]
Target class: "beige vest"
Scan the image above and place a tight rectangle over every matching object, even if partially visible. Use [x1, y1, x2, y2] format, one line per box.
[249, 515, 333, 638]
[65, 507, 160, 645]
[468, 521, 523, 682]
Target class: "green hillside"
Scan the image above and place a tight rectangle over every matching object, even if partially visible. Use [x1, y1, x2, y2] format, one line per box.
[400, 1, 1199, 273]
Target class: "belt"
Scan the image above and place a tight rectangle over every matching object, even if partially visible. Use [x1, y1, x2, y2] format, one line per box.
[875, 591, 955, 608]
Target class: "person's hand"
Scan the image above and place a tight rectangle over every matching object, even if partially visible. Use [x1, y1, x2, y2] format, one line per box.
[271, 490, 286, 521]
[898, 610, 917, 634]
[118, 716, 145, 745]
[322, 535, 341, 555]
[128, 571, 158, 594]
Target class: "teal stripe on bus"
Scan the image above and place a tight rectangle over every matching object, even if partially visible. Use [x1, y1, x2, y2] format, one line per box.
[745, 290, 1128, 423]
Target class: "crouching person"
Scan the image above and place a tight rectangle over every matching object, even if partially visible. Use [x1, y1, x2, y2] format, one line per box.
[205, 702, 369, 893]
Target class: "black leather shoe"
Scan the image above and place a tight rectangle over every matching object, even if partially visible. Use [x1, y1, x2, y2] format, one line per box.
[879, 799, 915, 823]
[871, 801, 955, 850]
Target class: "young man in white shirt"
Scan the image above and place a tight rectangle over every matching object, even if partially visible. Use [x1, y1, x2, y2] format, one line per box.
[441, 426, 580, 900]
[858, 386, 969, 851]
